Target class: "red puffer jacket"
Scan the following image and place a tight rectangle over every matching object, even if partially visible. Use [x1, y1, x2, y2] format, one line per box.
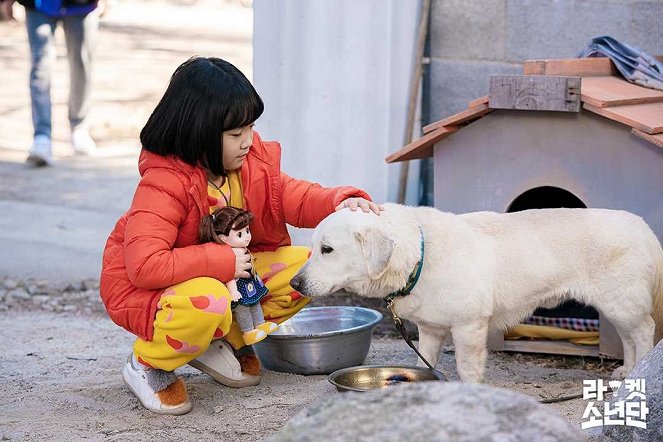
[100, 132, 371, 341]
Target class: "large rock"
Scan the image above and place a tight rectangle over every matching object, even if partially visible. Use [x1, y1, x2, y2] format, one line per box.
[268, 381, 580, 442]
[604, 341, 663, 441]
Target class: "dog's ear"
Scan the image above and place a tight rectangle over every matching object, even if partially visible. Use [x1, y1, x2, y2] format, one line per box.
[355, 227, 395, 279]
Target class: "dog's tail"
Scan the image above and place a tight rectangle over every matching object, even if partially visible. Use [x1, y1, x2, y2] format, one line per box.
[653, 250, 663, 344]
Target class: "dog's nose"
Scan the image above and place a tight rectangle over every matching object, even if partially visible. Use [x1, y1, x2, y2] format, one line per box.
[290, 275, 302, 291]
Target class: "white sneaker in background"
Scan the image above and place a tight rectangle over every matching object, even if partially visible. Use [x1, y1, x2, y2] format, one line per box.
[71, 127, 97, 155]
[26, 135, 53, 167]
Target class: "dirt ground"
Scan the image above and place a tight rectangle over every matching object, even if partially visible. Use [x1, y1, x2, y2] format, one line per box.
[0, 302, 618, 441]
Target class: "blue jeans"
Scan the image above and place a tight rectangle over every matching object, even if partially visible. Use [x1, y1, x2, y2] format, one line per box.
[26, 8, 99, 139]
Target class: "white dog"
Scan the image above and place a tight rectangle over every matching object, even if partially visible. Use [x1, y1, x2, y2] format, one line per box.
[290, 204, 663, 382]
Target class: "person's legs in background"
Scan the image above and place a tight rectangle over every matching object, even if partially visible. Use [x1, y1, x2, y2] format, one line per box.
[63, 11, 99, 154]
[25, 8, 57, 166]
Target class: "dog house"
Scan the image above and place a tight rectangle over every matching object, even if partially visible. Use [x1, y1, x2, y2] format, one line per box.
[387, 57, 663, 359]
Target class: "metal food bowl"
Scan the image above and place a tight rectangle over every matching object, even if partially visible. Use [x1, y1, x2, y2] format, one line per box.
[253, 306, 382, 375]
[328, 365, 446, 392]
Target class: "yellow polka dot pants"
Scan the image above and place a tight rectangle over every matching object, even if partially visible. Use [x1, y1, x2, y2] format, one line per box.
[133, 246, 311, 371]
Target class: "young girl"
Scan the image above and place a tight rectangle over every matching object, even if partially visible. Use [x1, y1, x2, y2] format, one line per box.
[100, 56, 381, 415]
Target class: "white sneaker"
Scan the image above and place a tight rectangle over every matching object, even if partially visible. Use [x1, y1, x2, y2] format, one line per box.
[122, 355, 192, 415]
[71, 127, 97, 155]
[26, 135, 53, 167]
[189, 340, 261, 388]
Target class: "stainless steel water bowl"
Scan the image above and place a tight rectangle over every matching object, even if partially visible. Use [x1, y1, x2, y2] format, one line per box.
[253, 306, 382, 375]
[328, 365, 446, 392]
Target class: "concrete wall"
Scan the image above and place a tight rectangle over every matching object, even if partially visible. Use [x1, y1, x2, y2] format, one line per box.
[253, 0, 421, 245]
[428, 0, 663, 121]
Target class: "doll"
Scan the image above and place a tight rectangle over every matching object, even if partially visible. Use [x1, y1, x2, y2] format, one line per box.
[199, 206, 279, 345]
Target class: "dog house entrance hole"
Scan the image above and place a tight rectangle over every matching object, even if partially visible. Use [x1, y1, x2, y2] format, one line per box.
[507, 186, 586, 212]
[507, 186, 598, 321]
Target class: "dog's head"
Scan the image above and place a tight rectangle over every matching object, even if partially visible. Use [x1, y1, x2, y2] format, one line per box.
[290, 208, 396, 298]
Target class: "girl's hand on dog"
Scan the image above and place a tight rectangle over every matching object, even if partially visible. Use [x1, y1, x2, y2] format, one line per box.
[336, 198, 384, 215]
[233, 247, 252, 279]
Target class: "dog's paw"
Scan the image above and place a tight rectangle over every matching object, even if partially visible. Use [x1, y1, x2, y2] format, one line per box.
[611, 365, 629, 379]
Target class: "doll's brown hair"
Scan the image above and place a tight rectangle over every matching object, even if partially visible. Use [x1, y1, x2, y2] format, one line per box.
[199, 206, 254, 245]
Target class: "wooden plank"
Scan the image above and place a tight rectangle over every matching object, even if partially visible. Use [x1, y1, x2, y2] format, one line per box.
[502, 340, 600, 357]
[524, 56, 663, 76]
[468, 95, 489, 108]
[584, 102, 663, 134]
[631, 128, 663, 149]
[422, 103, 492, 134]
[385, 126, 458, 163]
[523, 60, 548, 75]
[581, 76, 663, 108]
[524, 58, 618, 77]
[489, 75, 581, 112]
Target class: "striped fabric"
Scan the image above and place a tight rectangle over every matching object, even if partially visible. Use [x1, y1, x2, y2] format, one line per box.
[523, 315, 599, 332]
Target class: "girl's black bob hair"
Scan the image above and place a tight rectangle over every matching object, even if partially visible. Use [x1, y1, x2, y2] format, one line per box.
[140, 57, 264, 176]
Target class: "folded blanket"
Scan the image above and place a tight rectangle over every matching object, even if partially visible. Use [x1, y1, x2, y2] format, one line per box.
[523, 315, 599, 332]
[578, 35, 663, 91]
[506, 324, 599, 346]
